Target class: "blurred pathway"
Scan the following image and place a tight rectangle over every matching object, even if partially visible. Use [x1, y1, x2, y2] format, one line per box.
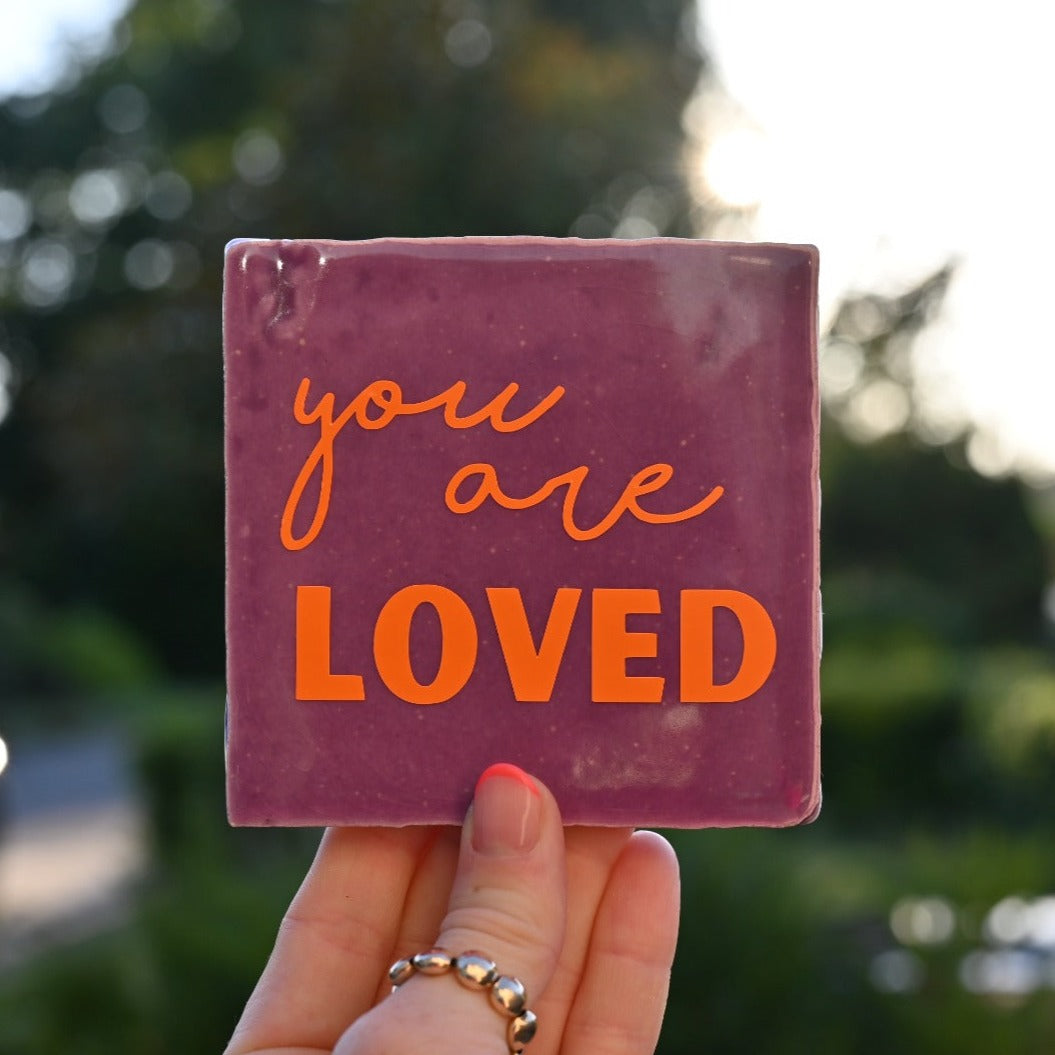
[0, 729, 146, 969]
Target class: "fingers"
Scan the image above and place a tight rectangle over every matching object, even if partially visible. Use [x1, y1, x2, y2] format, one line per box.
[338, 764, 568, 1055]
[561, 830, 681, 1055]
[371, 825, 461, 1005]
[225, 825, 432, 1055]
[530, 827, 636, 1055]
[228, 775, 681, 1055]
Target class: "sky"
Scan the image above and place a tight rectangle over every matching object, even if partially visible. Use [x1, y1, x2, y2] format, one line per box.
[1, 0, 1053, 482]
[0, 0, 131, 98]
[694, 0, 1055, 483]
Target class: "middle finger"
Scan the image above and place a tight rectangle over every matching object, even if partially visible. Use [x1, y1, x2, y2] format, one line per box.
[530, 826, 634, 1055]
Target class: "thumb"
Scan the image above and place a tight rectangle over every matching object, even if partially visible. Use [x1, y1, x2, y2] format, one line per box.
[339, 764, 566, 1055]
[439, 762, 567, 995]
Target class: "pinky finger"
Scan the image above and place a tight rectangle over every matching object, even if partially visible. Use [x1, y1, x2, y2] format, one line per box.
[561, 830, 680, 1055]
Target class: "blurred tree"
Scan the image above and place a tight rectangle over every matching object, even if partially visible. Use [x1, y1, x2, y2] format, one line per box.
[3, 1, 1055, 1053]
[0, 0, 704, 684]
[815, 274, 1053, 830]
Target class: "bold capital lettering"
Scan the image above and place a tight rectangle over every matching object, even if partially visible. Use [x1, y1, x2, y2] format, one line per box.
[487, 587, 581, 701]
[680, 589, 777, 702]
[591, 588, 664, 702]
[295, 585, 366, 701]
[373, 585, 478, 704]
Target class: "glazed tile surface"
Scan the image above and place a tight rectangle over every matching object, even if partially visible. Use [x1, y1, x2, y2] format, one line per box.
[223, 237, 820, 827]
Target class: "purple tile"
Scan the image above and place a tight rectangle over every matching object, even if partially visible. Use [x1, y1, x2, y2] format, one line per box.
[224, 237, 820, 827]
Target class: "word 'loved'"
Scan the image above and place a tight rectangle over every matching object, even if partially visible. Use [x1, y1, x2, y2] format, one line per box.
[296, 585, 777, 704]
[280, 377, 723, 550]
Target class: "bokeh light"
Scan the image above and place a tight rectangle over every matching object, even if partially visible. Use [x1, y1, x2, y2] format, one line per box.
[232, 129, 284, 186]
[0, 188, 33, 241]
[444, 18, 492, 67]
[97, 82, 148, 134]
[19, 238, 75, 307]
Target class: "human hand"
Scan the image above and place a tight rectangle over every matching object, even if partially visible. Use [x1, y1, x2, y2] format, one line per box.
[225, 763, 680, 1055]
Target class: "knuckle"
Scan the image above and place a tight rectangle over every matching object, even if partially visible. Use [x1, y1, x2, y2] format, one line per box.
[442, 901, 557, 956]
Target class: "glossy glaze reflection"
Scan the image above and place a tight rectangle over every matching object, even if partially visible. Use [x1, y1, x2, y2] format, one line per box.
[223, 237, 820, 828]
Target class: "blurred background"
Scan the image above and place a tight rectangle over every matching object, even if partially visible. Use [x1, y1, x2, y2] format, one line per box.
[1, 1, 1053, 1051]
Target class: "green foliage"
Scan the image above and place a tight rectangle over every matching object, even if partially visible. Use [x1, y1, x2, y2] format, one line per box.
[662, 825, 1055, 1055]
[0, 687, 315, 1055]
[0, 0, 701, 679]
[0, 585, 159, 695]
[822, 430, 1046, 647]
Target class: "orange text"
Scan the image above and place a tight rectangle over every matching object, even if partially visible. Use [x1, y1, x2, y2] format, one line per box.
[295, 584, 776, 705]
[281, 377, 565, 550]
[280, 376, 723, 550]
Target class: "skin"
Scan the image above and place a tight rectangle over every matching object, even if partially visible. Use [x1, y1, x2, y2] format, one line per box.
[225, 765, 681, 1055]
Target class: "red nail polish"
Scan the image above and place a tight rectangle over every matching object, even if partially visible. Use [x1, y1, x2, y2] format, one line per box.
[476, 762, 540, 797]
[473, 763, 541, 853]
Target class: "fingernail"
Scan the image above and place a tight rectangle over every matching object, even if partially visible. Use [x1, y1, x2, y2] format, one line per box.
[472, 763, 541, 854]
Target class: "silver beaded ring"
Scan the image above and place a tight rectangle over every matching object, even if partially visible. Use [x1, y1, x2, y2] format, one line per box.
[387, 948, 538, 1053]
